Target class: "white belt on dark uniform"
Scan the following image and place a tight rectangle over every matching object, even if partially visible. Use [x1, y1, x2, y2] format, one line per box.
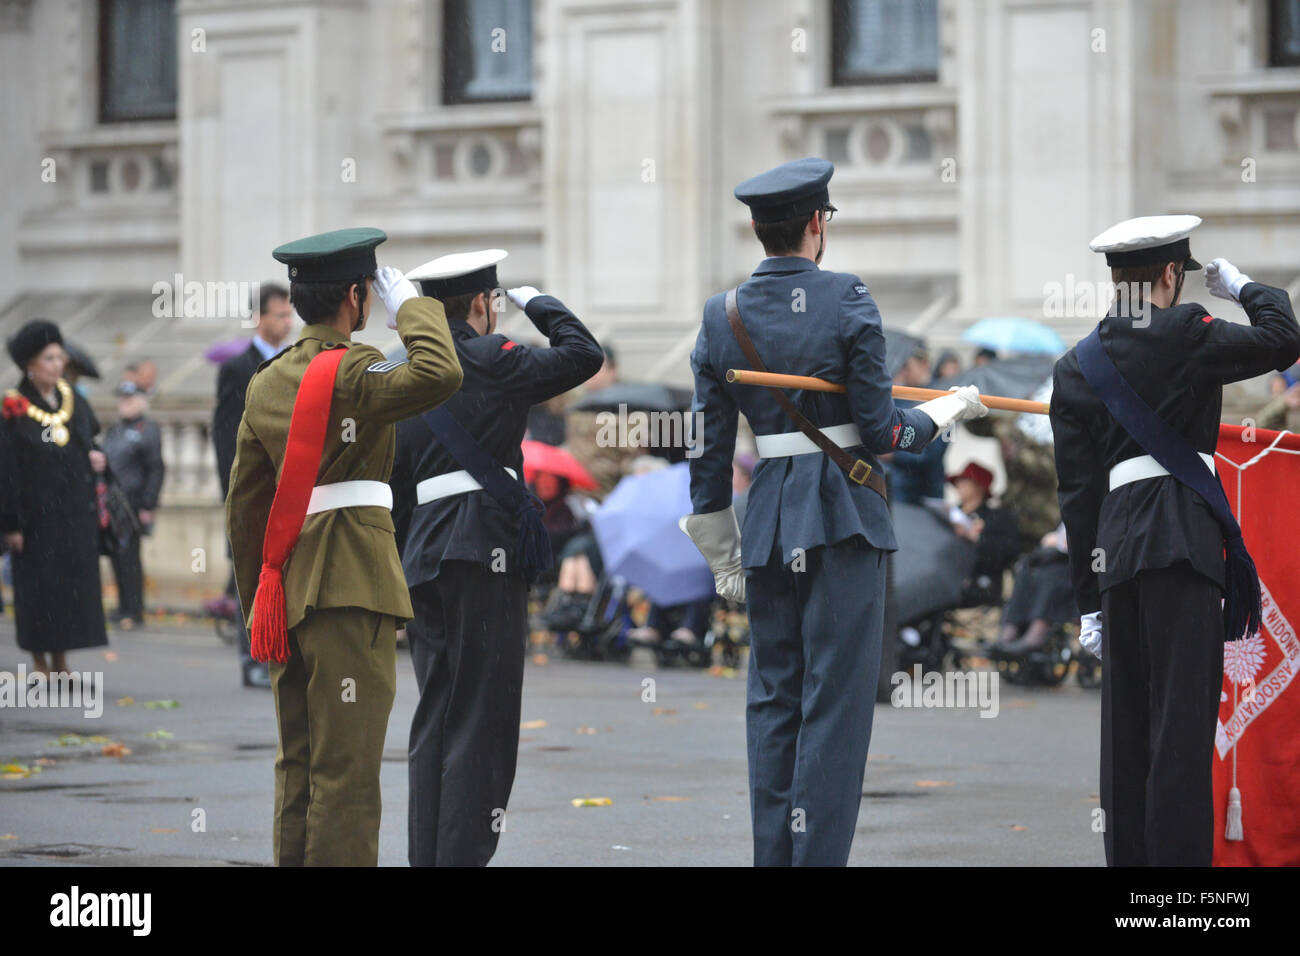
[1107, 452, 1215, 492]
[416, 467, 518, 505]
[754, 423, 862, 458]
[305, 480, 393, 515]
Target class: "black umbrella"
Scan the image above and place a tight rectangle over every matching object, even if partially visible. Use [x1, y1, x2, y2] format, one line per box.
[882, 328, 927, 379]
[933, 353, 1055, 399]
[569, 382, 693, 414]
[63, 341, 101, 380]
[890, 502, 976, 626]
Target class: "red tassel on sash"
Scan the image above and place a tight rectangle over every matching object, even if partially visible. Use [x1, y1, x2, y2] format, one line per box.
[247, 346, 347, 663]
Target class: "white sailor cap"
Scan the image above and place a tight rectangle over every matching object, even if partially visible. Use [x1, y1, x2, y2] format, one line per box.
[1089, 215, 1202, 271]
[407, 249, 508, 298]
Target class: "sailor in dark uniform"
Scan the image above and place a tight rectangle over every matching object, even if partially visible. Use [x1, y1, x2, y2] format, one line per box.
[391, 250, 603, 867]
[1051, 215, 1300, 866]
[681, 158, 988, 866]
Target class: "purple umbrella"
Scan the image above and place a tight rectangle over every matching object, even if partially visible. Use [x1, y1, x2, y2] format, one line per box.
[592, 463, 717, 607]
[205, 338, 250, 364]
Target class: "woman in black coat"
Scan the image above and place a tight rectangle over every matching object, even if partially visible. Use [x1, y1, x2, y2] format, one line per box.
[0, 320, 108, 675]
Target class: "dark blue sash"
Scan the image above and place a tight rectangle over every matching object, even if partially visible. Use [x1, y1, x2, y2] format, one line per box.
[1075, 326, 1259, 641]
[421, 407, 553, 581]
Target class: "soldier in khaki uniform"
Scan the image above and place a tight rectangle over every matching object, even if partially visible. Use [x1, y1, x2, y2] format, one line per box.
[226, 227, 462, 866]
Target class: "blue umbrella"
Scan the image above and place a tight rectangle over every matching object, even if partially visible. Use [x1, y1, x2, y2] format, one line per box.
[961, 316, 1065, 355]
[592, 463, 717, 607]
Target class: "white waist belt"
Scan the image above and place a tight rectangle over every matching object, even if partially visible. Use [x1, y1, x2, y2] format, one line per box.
[305, 480, 393, 515]
[416, 467, 518, 505]
[755, 423, 862, 458]
[1108, 452, 1215, 492]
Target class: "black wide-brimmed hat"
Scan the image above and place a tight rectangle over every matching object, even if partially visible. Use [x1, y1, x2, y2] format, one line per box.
[7, 319, 63, 369]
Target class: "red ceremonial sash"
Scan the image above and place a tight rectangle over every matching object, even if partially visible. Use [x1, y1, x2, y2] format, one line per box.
[249, 346, 347, 663]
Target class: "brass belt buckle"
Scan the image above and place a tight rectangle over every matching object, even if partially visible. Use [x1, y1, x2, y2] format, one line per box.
[849, 459, 871, 485]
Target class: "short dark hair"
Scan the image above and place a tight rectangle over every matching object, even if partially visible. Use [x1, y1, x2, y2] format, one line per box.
[1110, 261, 1180, 314]
[258, 282, 289, 316]
[290, 276, 369, 325]
[602, 343, 617, 368]
[753, 212, 815, 256]
[440, 289, 489, 323]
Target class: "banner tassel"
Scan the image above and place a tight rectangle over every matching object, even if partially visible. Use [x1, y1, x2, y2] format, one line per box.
[1226, 786, 1244, 841]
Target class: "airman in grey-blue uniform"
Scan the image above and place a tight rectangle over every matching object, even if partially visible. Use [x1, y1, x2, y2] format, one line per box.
[681, 158, 988, 866]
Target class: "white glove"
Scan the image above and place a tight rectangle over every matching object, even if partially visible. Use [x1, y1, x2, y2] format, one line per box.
[916, 385, 989, 431]
[374, 266, 420, 330]
[1079, 611, 1103, 660]
[679, 506, 745, 603]
[507, 286, 542, 310]
[1205, 258, 1252, 303]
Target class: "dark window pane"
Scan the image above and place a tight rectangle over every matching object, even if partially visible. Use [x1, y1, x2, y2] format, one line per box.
[833, 0, 939, 86]
[1271, 0, 1300, 67]
[443, 0, 533, 104]
[99, 0, 177, 122]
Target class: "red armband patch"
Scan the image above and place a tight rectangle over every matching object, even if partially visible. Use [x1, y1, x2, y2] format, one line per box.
[1202, 315, 1215, 323]
[501, 340, 517, 351]
[891, 423, 901, 447]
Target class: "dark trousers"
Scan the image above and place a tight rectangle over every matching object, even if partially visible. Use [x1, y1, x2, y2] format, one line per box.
[1100, 562, 1223, 866]
[407, 561, 528, 866]
[109, 531, 144, 618]
[745, 539, 885, 866]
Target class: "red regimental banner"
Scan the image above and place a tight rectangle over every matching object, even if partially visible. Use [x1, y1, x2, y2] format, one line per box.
[1213, 424, 1300, 865]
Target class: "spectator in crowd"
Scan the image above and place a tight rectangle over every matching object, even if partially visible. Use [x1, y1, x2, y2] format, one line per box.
[211, 282, 293, 687]
[991, 522, 1076, 656]
[0, 320, 108, 676]
[1256, 377, 1300, 431]
[886, 345, 947, 505]
[565, 344, 638, 495]
[122, 358, 158, 397]
[102, 380, 165, 630]
[947, 461, 1020, 607]
[526, 394, 568, 447]
[932, 350, 962, 382]
[974, 347, 998, 366]
[994, 414, 1061, 550]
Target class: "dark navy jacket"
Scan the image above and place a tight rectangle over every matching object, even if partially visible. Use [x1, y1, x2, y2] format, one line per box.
[391, 295, 603, 588]
[1051, 282, 1300, 615]
[688, 256, 939, 569]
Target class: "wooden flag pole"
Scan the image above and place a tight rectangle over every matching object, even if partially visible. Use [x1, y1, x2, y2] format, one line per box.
[725, 368, 1051, 416]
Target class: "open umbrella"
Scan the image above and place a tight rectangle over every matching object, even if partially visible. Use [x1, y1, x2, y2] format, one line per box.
[890, 502, 977, 626]
[522, 439, 598, 490]
[932, 353, 1056, 399]
[568, 382, 693, 414]
[882, 327, 928, 379]
[961, 316, 1065, 355]
[592, 462, 717, 607]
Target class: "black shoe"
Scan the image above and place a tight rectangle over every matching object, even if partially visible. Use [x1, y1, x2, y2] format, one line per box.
[242, 661, 271, 688]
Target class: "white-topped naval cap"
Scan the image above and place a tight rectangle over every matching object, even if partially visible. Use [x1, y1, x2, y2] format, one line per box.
[407, 248, 508, 282]
[1089, 215, 1203, 269]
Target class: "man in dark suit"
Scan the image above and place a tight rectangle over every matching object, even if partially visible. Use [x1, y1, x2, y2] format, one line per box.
[213, 282, 292, 687]
[682, 158, 988, 866]
[1051, 215, 1300, 865]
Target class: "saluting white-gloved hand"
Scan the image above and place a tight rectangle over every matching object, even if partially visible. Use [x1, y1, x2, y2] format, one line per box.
[506, 286, 542, 310]
[1079, 611, 1103, 660]
[679, 507, 745, 604]
[374, 266, 421, 330]
[1205, 258, 1253, 304]
[916, 385, 989, 432]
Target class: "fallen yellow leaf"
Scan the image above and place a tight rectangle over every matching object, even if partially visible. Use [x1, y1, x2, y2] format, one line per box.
[117, 696, 135, 706]
[101, 742, 132, 758]
[916, 780, 953, 788]
[571, 797, 612, 807]
[150, 828, 179, 834]
[520, 719, 547, 730]
[651, 708, 677, 716]
[648, 795, 689, 802]
[575, 727, 597, 735]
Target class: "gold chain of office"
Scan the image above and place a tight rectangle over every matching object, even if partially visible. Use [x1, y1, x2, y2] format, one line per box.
[9, 380, 74, 446]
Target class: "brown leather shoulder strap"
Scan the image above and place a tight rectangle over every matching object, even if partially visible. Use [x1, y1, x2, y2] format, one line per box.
[724, 288, 885, 498]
